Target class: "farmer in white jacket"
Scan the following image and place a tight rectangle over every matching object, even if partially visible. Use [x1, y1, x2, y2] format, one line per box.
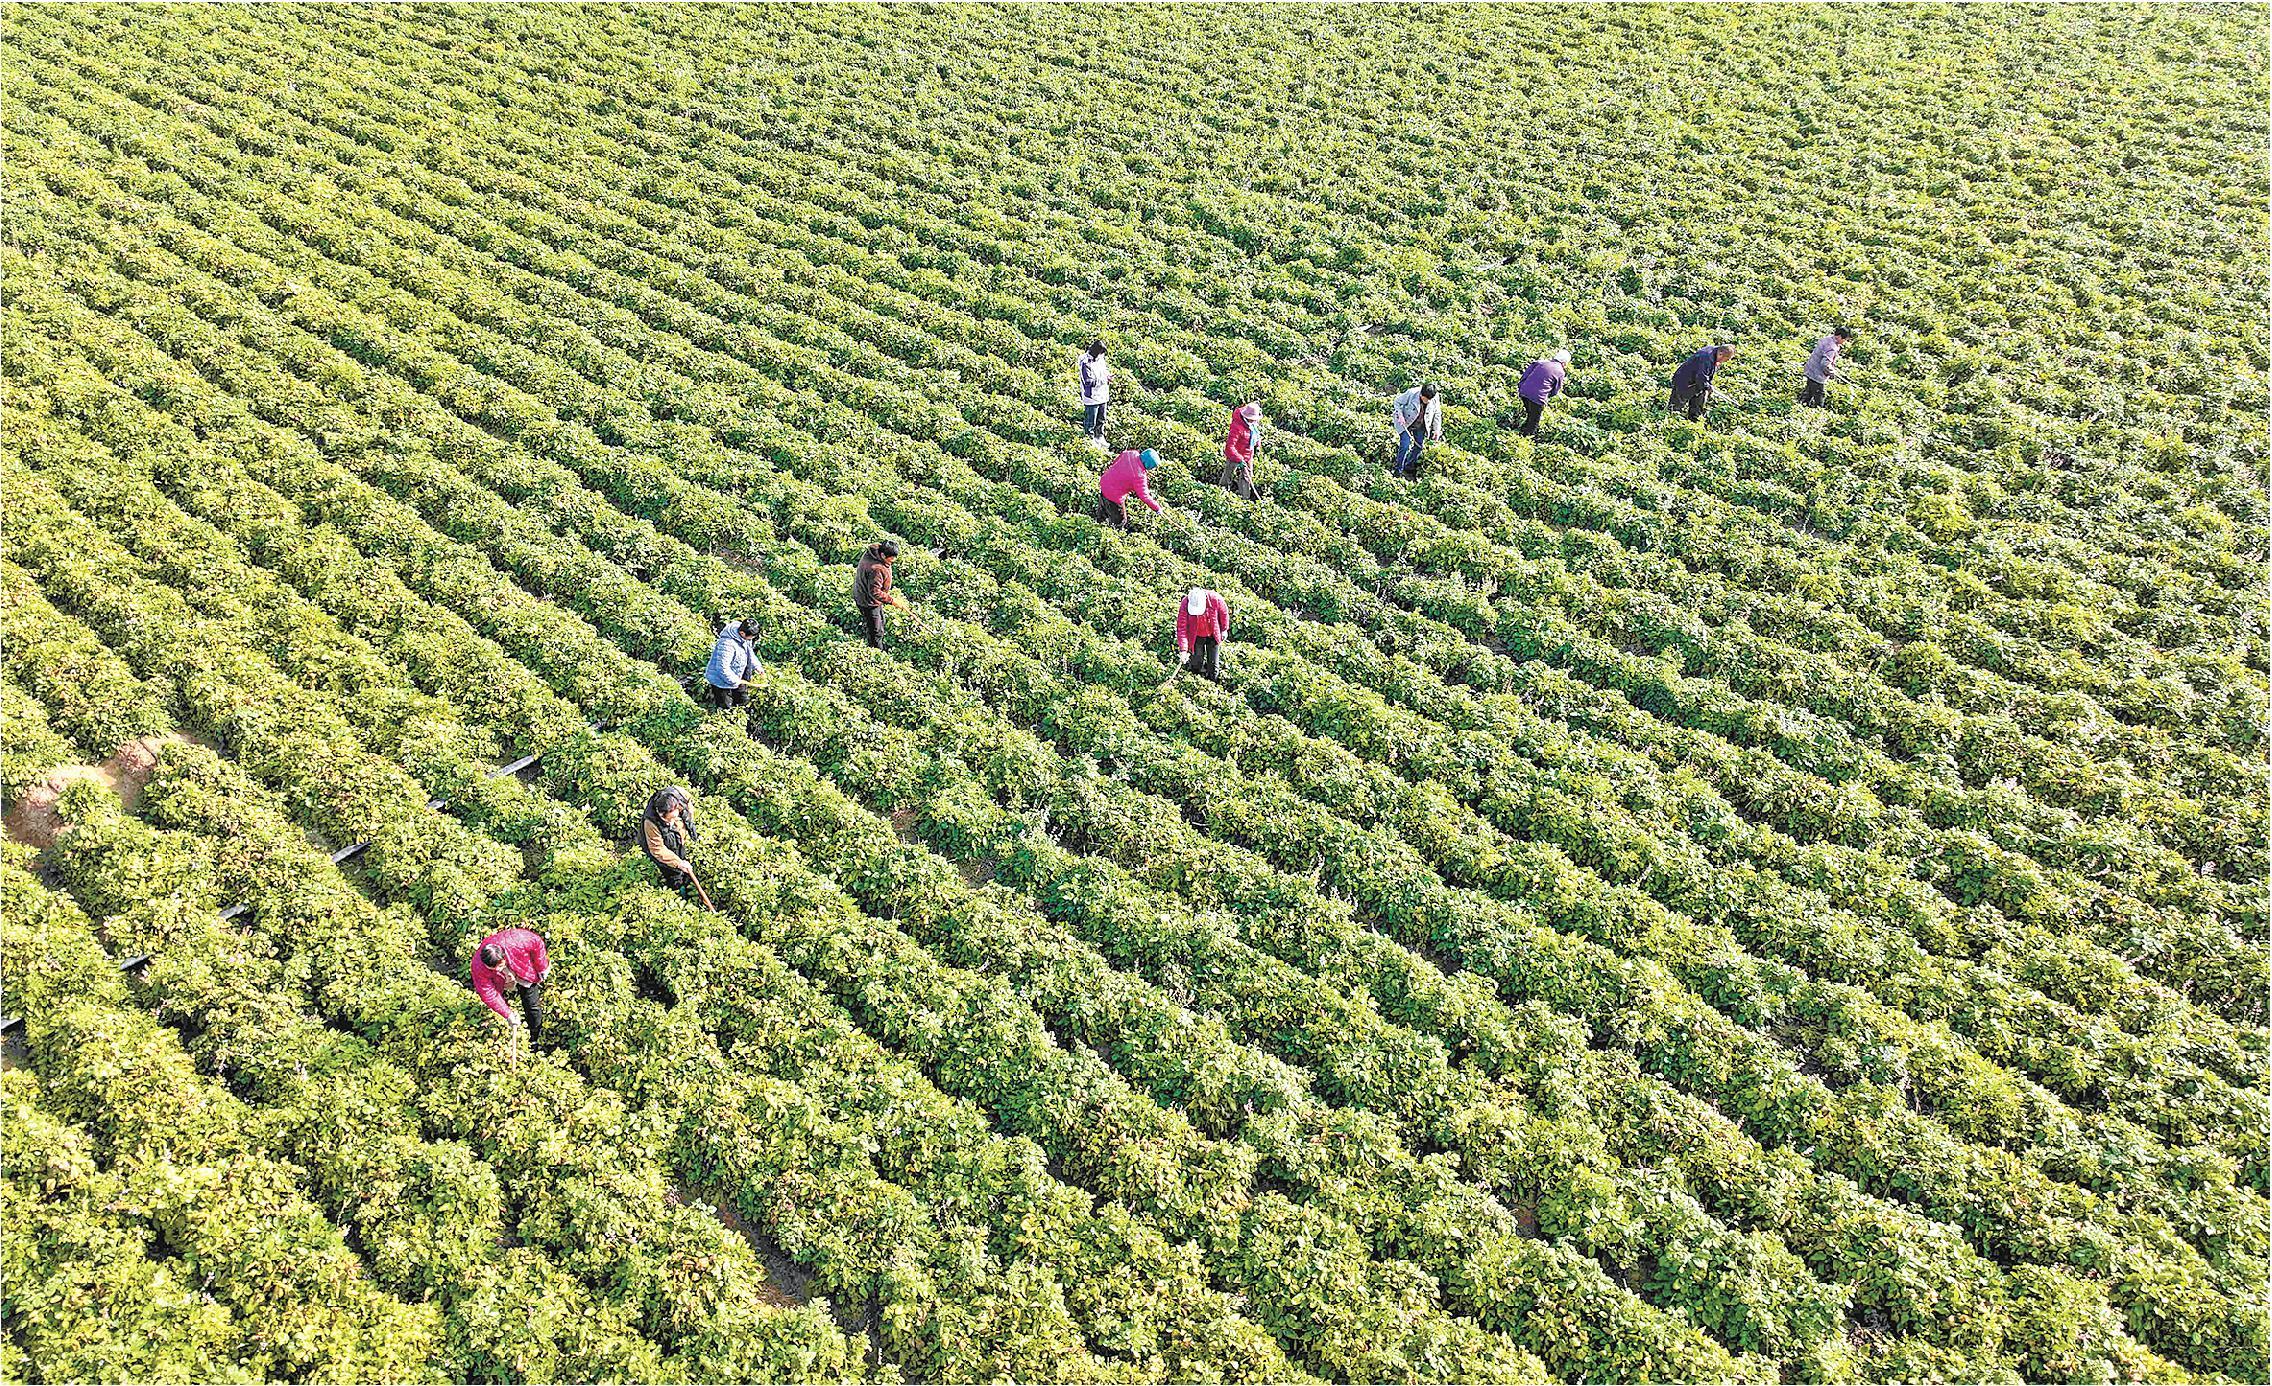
[1077, 339, 1111, 445]
[1391, 384, 1441, 478]
[703, 619, 758, 709]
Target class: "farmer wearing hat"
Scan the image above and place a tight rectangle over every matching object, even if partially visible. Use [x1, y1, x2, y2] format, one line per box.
[1175, 586, 1233, 682]
[1220, 402, 1262, 499]
[1391, 383, 1441, 478]
[1517, 350, 1572, 438]
[1098, 447, 1165, 528]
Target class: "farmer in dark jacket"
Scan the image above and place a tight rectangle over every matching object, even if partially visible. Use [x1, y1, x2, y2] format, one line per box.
[639, 786, 699, 895]
[1668, 344, 1732, 420]
[853, 541, 906, 649]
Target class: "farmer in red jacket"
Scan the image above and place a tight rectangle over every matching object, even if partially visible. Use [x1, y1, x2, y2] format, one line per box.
[1175, 586, 1232, 682]
[1097, 448, 1164, 529]
[471, 926, 551, 1040]
[1219, 402, 1261, 499]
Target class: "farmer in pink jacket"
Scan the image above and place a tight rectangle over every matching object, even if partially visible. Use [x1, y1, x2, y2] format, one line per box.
[1175, 586, 1232, 682]
[1219, 402, 1261, 500]
[1097, 447, 1164, 529]
[471, 926, 551, 1040]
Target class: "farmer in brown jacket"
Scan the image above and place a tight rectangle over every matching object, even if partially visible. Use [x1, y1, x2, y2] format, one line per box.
[853, 541, 906, 648]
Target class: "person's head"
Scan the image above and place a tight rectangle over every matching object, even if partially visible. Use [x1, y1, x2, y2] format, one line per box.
[1238, 402, 1261, 422]
[1186, 586, 1209, 615]
[647, 785, 691, 823]
[1138, 448, 1160, 470]
[1419, 384, 1438, 401]
[1551, 349, 1571, 366]
[479, 942, 506, 969]
[874, 540, 900, 563]
[736, 619, 759, 639]
[1712, 344, 1734, 361]
[1832, 326, 1853, 342]
[1087, 339, 1106, 360]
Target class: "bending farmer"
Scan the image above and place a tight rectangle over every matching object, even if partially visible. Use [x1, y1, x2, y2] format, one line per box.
[1517, 350, 1571, 438]
[1098, 447, 1164, 529]
[1391, 384, 1441, 478]
[471, 926, 551, 1041]
[1668, 344, 1733, 421]
[1800, 327, 1852, 407]
[1176, 585, 1232, 682]
[640, 785, 700, 896]
[704, 618, 758, 708]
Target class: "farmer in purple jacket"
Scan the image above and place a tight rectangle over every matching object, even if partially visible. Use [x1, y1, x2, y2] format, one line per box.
[1517, 350, 1571, 438]
[1668, 344, 1733, 421]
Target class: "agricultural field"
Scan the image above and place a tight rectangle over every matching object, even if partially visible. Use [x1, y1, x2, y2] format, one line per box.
[1, 2, 2265, 1382]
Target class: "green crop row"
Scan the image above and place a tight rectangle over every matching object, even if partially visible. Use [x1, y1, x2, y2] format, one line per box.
[2, 1065, 262, 1383]
[4, 256, 2253, 1372]
[33, 797, 702, 1383]
[5, 422, 1573, 1381]
[14, 150, 2255, 1291]
[4, 99, 2253, 1217]
[1, 851, 451, 1382]
[17, 8, 2253, 958]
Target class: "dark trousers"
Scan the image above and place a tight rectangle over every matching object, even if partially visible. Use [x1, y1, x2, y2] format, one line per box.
[1798, 378, 1827, 407]
[858, 605, 886, 648]
[516, 980, 546, 1040]
[1082, 402, 1107, 436]
[1095, 495, 1129, 529]
[704, 682, 747, 709]
[1188, 636, 1220, 682]
[1518, 397, 1545, 437]
[1392, 429, 1426, 477]
[1669, 385, 1708, 420]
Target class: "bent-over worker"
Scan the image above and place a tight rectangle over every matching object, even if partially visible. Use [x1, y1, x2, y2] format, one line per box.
[1518, 350, 1571, 438]
[1391, 384, 1441, 478]
[1669, 344, 1733, 421]
[640, 786, 700, 896]
[1176, 586, 1232, 682]
[1800, 327, 1852, 408]
[1098, 447, 1164, 529]
[471, 926, 551, 1040]
[704, 619, 759, 708]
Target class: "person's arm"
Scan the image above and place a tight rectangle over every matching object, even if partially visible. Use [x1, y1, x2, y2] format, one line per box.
[526, 935, 551, 982]
[471, 965, 515, 1023]
[1427, 400, 1443, 440]
[1213, 596, 1231, 638]
[1133, 471, 1163, 513]
[1176, 606, 1192, 653]
[642, 818, 691, 873]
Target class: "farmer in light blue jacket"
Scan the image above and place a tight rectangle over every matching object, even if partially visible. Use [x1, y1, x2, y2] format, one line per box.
[704, 619, 758, 709]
